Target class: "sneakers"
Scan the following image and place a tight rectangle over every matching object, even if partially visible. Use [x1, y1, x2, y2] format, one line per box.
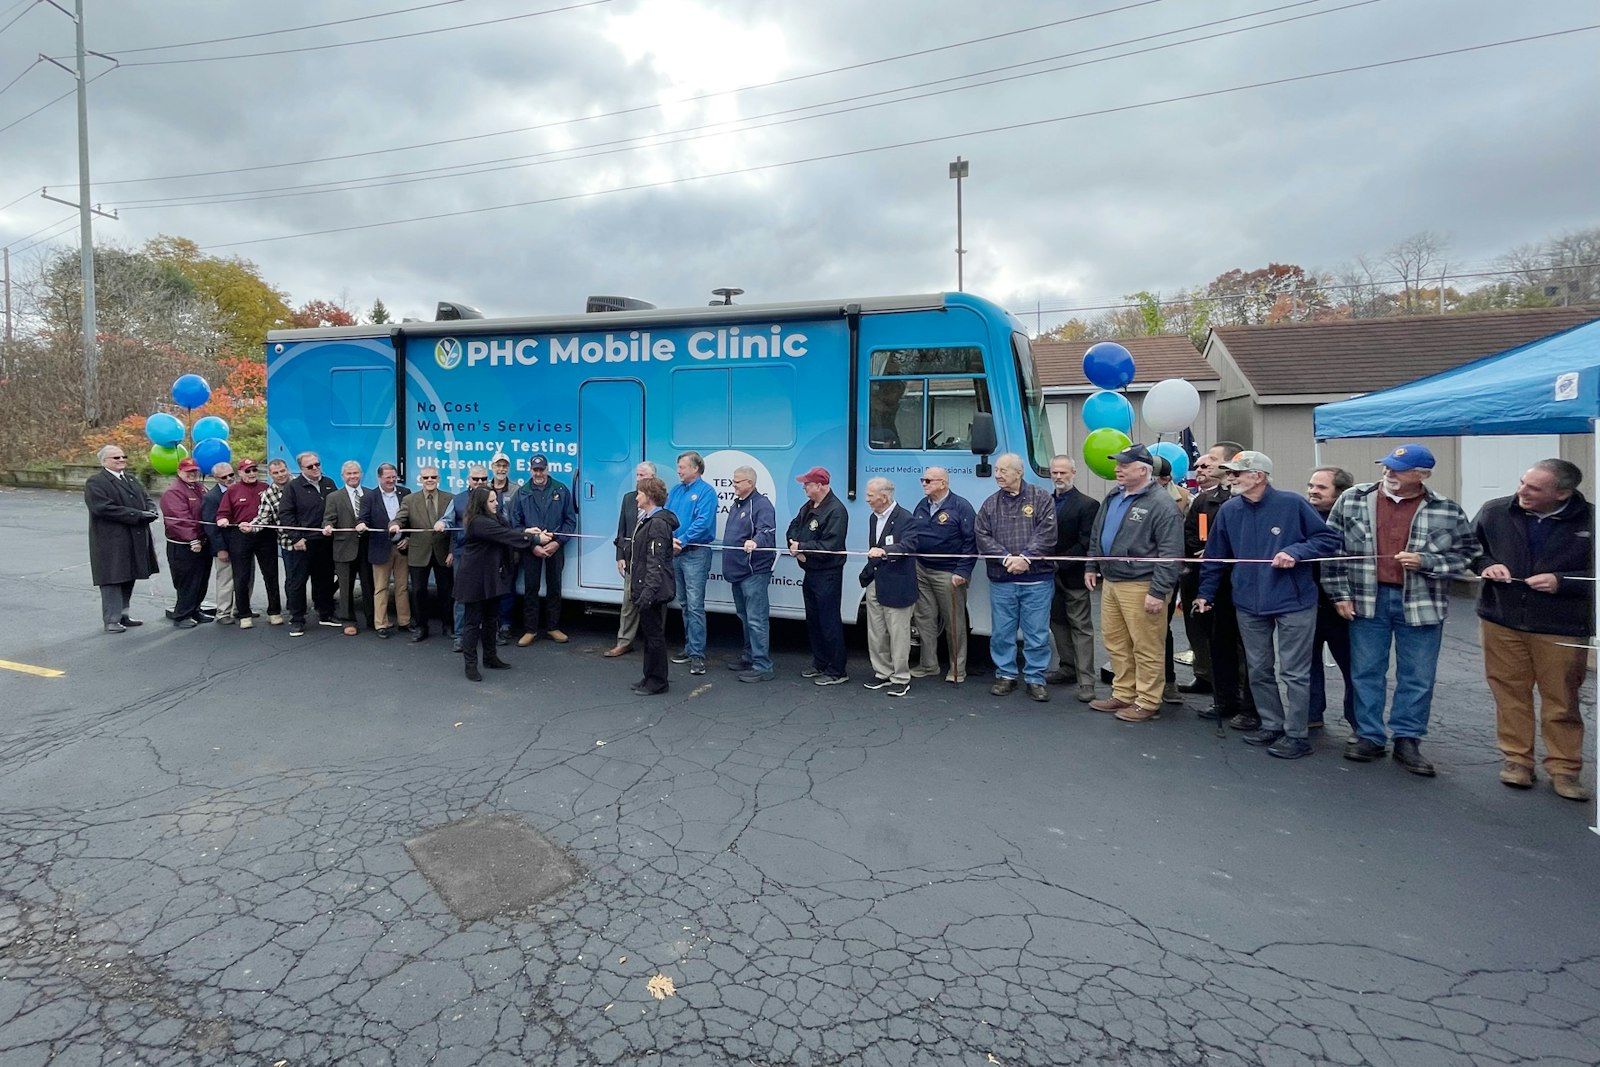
[289, 624, 305, 637]
[1162, 681, 1183, 704]
[1392, 738, 1436, 777]
[518, 633, 537, 647]
[1552, 774, 1591, 801]
[1088, 696, 1132, 713]
[813, 674, 849, 686]
[1025, 683, 1050, 703]
[990, 678, 1018, 696]
[238, 617, 254, 629]
[1499, 762, 1534, 789]
[671, 651, 692, 664]
[1113, 705, 1160, 723]
[268, 614, 285, 626]
[1242, 728, 1285, 747]
[1345, 738, 1387, 762]
[737, 670, 774, 683]
[800, 667, 823, 678]
[886, 682, 912, 698]
[727, 659, 752, 672]
[317, 616, 340, 628]
[862, 676, 893, 691]
[1197, 705, 1224, 721]
[1267, 736, 1313, 760]
[546, 630, 570, 643]
[1076, 684, 1097, 703]
[910, 665, 941, 679]
[1228, 713, 1262, 732]
[216, 615, 236, 626]
[688, 657, 706, 675]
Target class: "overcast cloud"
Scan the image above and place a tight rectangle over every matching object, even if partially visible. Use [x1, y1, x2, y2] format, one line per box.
[1, 0, 1596, 330]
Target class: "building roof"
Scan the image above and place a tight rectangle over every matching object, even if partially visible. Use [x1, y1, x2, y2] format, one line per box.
[1033, 335, 1216, 391]
[1208, 307, 1600, 398]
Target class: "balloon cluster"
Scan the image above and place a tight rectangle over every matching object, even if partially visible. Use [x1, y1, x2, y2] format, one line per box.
[1079, 342, 1201, 479]
[142, 374, 231, 475]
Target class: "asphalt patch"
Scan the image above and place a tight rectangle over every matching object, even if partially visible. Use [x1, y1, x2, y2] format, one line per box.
[405, 813, 582, 921]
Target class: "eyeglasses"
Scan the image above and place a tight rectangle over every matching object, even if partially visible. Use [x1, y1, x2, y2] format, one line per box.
[302, 462, 321, 469]
[419, 475, 439, 481]
[469, 476, 488, 483]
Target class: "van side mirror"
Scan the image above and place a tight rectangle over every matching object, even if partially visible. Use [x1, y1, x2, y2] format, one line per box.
[969, 412, 997, 477]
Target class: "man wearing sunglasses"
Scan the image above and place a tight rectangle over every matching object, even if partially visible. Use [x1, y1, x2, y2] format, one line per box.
[200, 461, 237, 625]
[85, 444, 160, 632]
[277, 451, 337, 636]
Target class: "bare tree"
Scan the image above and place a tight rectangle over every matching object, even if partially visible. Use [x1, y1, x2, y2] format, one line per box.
[1383, 230, 1452, 314]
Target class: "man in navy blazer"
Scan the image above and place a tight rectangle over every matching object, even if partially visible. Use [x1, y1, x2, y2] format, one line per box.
[858, 476, 922, 697]
[356, 462, 412, 637]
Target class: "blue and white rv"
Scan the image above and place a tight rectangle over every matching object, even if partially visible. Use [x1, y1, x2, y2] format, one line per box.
[264, 291, 1054, 633]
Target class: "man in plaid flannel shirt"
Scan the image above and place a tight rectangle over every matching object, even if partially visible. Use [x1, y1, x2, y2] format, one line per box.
[240, 458, 294, 623]
[1322, 443, 1479, 776]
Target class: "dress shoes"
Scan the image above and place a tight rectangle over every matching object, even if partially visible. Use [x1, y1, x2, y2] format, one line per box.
[410, 629, 430, 643]
[1043, 669, 1075, 685]
[1113, 705, 1160, 723]
[603, 644, 632, 658]
[1088, 695, 1132, 713]
[377, 627, 392, 639]
[1177, 678, 1213, 694]
[173, 618, 196, 629]
[1344, 737, 1387, 762]
[104, 622, 127, 633]
[119, 616, 143, 627]
[483, 656, 512, 670]
[465, 662, 482, 682]
[1392, 737, 1436, 777]
[631, 682, 667, 696]
[1242, 728, 1285, 747]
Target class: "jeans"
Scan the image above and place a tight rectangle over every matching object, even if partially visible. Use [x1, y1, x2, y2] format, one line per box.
[731, 572, 773, 673]
[802, 568, 846, 677]
[1348, 585, 1444, 744]
[1235, 607, 1318, 739]
[673, 546, 711, 657]
[989, 579, 1053, 685]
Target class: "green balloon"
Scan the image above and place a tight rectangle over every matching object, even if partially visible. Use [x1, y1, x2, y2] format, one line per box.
[1082, 428, 1132, 479]
[149, 443, 188, 476]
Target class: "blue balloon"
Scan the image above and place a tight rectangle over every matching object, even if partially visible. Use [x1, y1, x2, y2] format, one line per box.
[1151, 441, 1190, 483]
[171, 374, 212, 409]
[192, 437, 232, 475]
[1082, 342, 1135, 390]
[144, 412, 184, 448]
[192, 415, 230, 441]
[1081, 390, 1134, 434]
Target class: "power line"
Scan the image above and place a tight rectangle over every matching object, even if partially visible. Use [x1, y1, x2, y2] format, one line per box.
[0, 0, 39, 39]
[6, 211, 77, 254]
[0, 66, 113, 137]
[0, 186, 42, 213]
[81, 0, 1179, 189]
[110, 0, 1367, 210]
[201, 23, 1600, 251]
[0, 55, 41, 99]
[108, 0, 477, 55]
[109, 0, 616, 67]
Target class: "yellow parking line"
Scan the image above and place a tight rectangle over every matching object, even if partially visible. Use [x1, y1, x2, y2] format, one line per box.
[0, 659, 64, 678]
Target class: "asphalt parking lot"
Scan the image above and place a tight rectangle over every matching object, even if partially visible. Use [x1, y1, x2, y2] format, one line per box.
[2, 486, 1598, 1067]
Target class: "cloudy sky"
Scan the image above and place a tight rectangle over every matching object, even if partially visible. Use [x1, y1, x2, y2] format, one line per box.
[1, 0, 1595, 331]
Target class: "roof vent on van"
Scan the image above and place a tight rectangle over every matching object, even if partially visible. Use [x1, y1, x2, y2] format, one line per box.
[586, 296, 657, 313]
[436, 301, 485, 321]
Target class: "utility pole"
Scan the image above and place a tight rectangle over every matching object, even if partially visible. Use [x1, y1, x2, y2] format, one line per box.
[3, 246, 11, 346]
[948, 157, 968, 292]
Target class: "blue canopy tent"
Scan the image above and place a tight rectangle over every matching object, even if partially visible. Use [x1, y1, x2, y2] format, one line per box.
[1314, 318, 1600, 834]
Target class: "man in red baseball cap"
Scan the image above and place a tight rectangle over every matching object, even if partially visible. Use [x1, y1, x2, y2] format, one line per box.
[785, 467, 850, 684]
[159, 457, 211, 628]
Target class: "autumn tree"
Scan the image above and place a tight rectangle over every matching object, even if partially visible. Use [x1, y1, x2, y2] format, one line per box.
[143, 235, 292, 356]
[1201, 264, 1332, 326]
[291, 299, 358, 329]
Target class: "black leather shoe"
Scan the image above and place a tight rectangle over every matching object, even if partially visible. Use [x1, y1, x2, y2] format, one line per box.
[189, 613, 213, 624]
[1043, 669, 1075, 685]
[631, 683, 667, 695]
[1197, 704, 1225, 721]
[1242, 728, 1285, 747]
[174, 618, 197, 629]
[1228, 712, 1261, 732]
[1392, 738, 1436, 777]
[1177, 678, 1213, 694]
[104, 622, 127, 633]
[377, 627, 392, 639]
[410, 630, 430, 643]
[1345, 738, 1387, 762]
[119, 616, 144, 627]
[483, 657, 512, 670]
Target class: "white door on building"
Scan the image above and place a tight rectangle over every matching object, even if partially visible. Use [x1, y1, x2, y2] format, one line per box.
[1458, 435, 1558, 518]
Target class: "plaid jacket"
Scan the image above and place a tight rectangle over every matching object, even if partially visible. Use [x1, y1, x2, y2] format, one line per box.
[252, 483, 295, 551]
[1321, 481, 1479, 626]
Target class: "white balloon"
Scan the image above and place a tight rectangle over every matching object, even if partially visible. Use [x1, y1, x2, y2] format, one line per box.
[1142, 378, 1200, 433]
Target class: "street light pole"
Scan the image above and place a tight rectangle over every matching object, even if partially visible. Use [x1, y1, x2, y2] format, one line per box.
[948, 156, 969, 292]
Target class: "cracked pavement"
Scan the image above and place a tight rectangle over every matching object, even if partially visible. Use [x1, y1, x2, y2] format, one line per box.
[2, 487, 1598, 1066]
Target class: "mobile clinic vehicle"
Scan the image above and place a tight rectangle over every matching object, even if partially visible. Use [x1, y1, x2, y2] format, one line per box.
[265, 292, 1054, 633]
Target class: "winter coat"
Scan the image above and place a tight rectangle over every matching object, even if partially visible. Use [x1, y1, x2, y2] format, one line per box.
[85, 470, 159, 585]
[454, 514, 533, 603]
[1472, 490, 1595, 637]
[630, 508, 680, 605]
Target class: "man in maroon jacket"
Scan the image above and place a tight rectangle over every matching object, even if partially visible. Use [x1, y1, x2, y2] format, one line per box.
[158, 458, 211, 628]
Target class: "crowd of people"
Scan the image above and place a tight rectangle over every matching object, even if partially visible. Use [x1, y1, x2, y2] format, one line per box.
[83, 436, 1593, 800]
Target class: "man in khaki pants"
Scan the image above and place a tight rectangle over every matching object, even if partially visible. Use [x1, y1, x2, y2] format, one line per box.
[1085, 444, 1184, 722]
[1471, 459, 1593, 802]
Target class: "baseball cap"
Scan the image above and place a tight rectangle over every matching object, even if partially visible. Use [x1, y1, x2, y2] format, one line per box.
[795, 466, 831, 485]
[1219, 450, 1273, 474]
[529, 453, 549, 469]
[1378, 443, 1436, 471]
[177, 458, 200, 472]
[1109, 443, 1154, 465]
[237, 457, 258, 472]
[490, 451, 510, 464]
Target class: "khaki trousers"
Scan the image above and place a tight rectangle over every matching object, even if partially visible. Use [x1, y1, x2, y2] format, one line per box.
[1481, 619, 1588, 775]
[372, 556, 412, 628]
[1101, 579, 1171, 711]
[211, 556, 235, 620]
[865, 583, 913, 685]
[912, 565, 969, 680]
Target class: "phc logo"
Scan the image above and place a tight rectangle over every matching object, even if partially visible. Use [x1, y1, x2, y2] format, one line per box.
[435, 338, 463, 370]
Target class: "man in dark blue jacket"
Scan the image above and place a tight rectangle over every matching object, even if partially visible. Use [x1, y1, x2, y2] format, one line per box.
[1046, 454, 1100, 701]
[722, 465, 777, 682]
[511, 454, 576, 644]
[858, 477, 922, 697]
[1472, 459, 1593, 802]
[1195, 451, 1341, 760]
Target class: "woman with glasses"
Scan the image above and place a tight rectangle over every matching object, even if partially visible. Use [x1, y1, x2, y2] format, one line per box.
[454, 487, 539, 681]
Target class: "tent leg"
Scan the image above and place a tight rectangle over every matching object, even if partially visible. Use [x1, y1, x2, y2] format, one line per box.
[1593, 419, 1599, 837]
[1314, 439, 1323, 467]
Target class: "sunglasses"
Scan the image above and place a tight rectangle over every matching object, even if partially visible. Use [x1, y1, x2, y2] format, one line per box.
[469, 477, 488, 483]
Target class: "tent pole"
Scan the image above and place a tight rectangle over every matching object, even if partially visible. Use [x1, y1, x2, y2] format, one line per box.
[1314, 439, 1323, 467]
[1592, 418, 1599, 837]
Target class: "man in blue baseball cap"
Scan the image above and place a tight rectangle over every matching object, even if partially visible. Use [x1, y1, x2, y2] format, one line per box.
[1321, 443, 1479, 776]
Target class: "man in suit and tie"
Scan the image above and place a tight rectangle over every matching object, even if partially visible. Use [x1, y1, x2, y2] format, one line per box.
[276, 451, 337, 637]
[393, 464, 453, 642]
[357, 462, 411, 637]
[322, 460, 374, 636]
[859, 476, 922, 697]
[84, 443, 160, 632]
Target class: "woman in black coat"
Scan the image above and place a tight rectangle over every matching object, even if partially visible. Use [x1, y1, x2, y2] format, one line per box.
[455, 487, 537, 680]
[629, 476, 679, 695]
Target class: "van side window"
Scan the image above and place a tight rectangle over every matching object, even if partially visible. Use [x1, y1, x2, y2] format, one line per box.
[329, 368, 395, 428]
[868, 346, 990, 450]
[672, 365, 796, 449]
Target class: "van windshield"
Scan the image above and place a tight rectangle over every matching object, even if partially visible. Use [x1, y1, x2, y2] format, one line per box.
[1012, 331, 1053, 477]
